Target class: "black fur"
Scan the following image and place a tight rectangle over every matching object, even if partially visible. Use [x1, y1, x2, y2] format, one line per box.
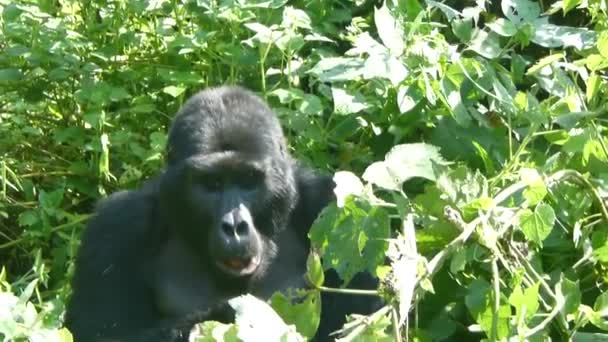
[65, 86, 378, 341]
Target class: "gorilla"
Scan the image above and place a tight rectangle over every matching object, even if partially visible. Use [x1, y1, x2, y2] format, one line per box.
[65, 86, 378, 341]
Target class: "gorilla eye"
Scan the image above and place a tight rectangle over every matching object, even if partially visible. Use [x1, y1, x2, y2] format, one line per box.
[200, 174, 223, 192]
[238, 169, 262, 190]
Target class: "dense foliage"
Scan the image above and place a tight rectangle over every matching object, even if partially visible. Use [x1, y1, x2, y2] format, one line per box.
[1, 0, 608, 340]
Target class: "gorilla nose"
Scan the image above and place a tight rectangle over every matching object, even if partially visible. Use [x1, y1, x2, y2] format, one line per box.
[221, 208, 250, 238]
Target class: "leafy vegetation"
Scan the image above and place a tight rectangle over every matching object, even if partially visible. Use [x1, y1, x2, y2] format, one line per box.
[1, 0, 608, 340]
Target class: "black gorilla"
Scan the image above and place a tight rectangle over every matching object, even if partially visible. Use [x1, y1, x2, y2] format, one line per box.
[65, 86, 378, 341]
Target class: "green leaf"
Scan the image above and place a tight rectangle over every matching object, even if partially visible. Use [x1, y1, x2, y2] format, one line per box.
[526, 53, 565, 75]
[281, 7, 311, 30]
[333, 171, 364, 207]
[487, 18, 517, 37]
[557, 276, 581, 316]
[0, 68, 24, 82]
[18, 210, 39, 227]
[331, 88, 369, 115]
[308, 57, 365, 82]
[374, 3, 404, 56]
[362, 143, 446, 190]
[598, 31, 608, 58]
[518, 203, 556, 247]
[532, 20, 596, 50]
[305, 252, 324, 288]
[586, 73, 601, 105]
[468, 31, 501, 59]
[309, 202, 390, 283]
[508, 282, 540, 322]
[563, 0, 583, 15]
[163, 86, 186, 98]
[229, 295, 303, 341]
[465, 279, 510, 340]
[502, 0, 540, 25]
[520, 168, 547, 206]
[397, 84, 423, 114]
[270, 290, 320, 339]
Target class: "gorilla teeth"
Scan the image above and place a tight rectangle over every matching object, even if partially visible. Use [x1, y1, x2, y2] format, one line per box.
[224, 257, 251, 270]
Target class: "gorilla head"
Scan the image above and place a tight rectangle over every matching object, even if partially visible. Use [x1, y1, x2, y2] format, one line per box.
[158, 87, 297, 280]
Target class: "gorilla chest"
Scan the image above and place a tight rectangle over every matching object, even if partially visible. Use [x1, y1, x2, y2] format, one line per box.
[153, 238, 236, 317]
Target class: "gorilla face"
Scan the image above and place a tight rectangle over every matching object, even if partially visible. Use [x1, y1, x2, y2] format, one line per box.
[181, 153, 269, 277]
[158, 87, 297, 280]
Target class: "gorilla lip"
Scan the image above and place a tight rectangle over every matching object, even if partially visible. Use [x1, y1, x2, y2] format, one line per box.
[217, 256, 260, 276]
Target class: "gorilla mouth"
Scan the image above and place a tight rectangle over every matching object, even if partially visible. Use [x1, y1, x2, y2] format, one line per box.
[217, 256, 260, 276]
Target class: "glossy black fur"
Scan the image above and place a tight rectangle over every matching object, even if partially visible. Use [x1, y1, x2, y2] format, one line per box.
[65, 87, 378, 341]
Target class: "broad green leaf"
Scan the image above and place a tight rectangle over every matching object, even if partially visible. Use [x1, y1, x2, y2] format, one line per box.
[563, 0, 583, 15]
[487, 18, 517, 37]
[598, 31, 608, 58]
[468, 31, 501, 59]
[526, 53, 565, 75]
[465, 279, 510, 340]
[332, 171, 364, 207]
[18, 211, 39, 227]
[162, 86, 186, 98]
[508, 282, 540, 322]
[520, 168, 547, 206]
[557, 276, 582, 316]
[191, 321, 239, 342]
[532, 20, 596, 49]
[281, 7, 311, 30]
[502, 0, 540, 25]
[309, 202, 389, 283]
[270, 290, 320, 339]
[308, 57, 365, 82]
[397, 85, 423, 114]
[586, 73, 600, 105]
[362, 143, 446, 190]
[374, 3, 404, 56]
[518, 203, 556, 246]
[362, 52, 408, 86]
[594, 291, 608, 317]
[332, 88, 369, 115]
[0, 68, 24, 82]
[229, 295, 303, 341]
[305, 252, 324, 288]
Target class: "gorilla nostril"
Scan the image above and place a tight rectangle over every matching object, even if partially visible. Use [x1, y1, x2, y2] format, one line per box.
[236, 221, 248, 236]
[221, 223, 234, 236]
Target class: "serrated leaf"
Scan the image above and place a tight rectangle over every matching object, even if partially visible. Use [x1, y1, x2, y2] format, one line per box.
[518, 203, 556, 246]
[309, 203, 390, 283]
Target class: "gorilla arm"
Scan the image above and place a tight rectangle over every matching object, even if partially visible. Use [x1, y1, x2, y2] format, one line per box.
[65, 186, 214, 341]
